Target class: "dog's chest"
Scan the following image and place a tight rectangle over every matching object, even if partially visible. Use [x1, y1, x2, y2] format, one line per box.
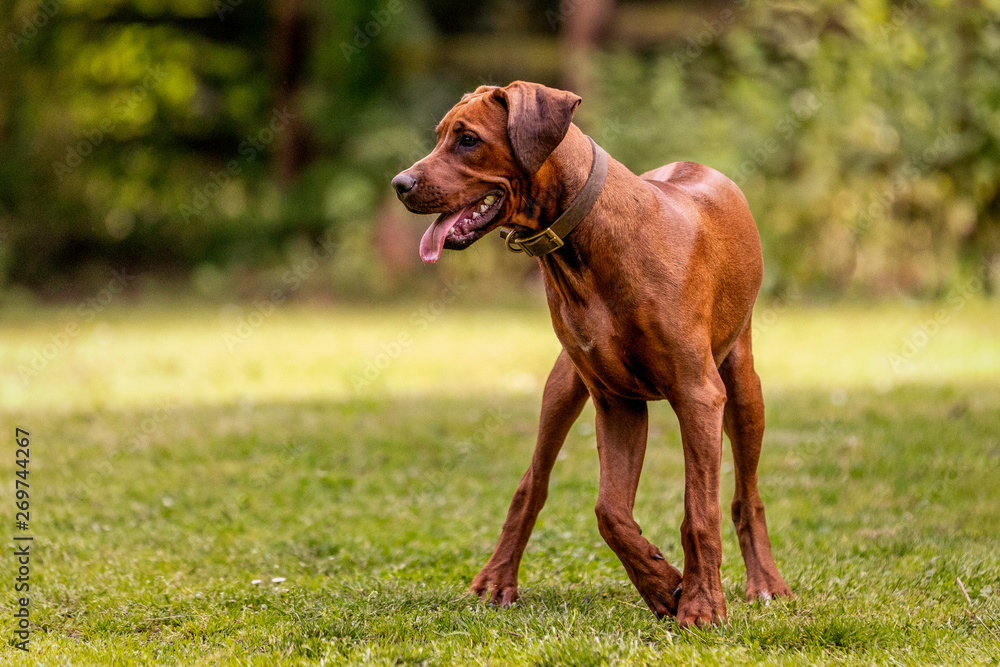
[552, 299, 606, 352]
[550, 299, 663, 398]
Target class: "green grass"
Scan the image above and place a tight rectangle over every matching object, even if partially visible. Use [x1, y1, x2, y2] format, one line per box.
[1, 297, 999, 665]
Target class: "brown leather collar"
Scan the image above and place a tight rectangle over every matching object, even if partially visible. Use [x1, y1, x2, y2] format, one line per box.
[500, 137, 608, 257]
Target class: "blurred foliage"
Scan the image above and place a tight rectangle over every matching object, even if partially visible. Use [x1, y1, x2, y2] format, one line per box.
[586, 0, 1000, 297]
[0, 0, 997, 299]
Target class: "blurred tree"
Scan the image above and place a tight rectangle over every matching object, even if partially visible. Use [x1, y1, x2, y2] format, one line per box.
[0, 0, 277, 292]
[0, 0, 995, 298]
[587, 0, 999, 296]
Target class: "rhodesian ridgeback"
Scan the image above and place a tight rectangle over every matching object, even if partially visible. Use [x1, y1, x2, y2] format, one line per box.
[391, 80, 791, 627]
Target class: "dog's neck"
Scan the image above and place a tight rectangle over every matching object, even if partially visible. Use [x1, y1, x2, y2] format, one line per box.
[533, 127, 661, 302]
[532, 125, 593, 227]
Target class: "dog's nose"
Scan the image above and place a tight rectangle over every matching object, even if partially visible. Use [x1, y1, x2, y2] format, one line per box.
[391, 172, 417, 196]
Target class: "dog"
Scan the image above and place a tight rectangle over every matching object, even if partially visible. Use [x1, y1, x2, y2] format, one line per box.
[391, 81, 791, 627]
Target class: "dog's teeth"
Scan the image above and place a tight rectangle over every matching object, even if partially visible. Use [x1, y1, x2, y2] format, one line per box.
[479, 204, 488, 213]
[483, 195, 496, 205]
[472, 212, 480, 219]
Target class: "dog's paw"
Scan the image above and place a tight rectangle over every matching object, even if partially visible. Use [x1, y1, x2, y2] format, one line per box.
[676, 583, 727, 629]
[639, 587, 680, 619]
[635, 556, 683, 619]
[745, 570, 793, 603]
[468, 569, 519, 607]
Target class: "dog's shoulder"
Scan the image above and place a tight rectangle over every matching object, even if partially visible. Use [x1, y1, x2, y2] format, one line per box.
[640, 161, 702, 184]
[641, 161, 748, 210]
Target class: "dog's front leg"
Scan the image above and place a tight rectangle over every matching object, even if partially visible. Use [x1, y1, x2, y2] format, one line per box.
[469, 350, 589, 606]
[671, 362, 728, 628]
[593, 393, 684, 619]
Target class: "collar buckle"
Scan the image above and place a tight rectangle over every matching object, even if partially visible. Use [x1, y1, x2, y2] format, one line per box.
[498, 137, 607, 258]
[501, 227, 564, 257]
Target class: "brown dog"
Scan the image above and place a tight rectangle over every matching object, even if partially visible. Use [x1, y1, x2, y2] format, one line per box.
[391, 81, 791, 627]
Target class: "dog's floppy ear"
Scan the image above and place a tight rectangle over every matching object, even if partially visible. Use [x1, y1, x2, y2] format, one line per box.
[462, 85, 500, 101]
[495, 81, 581, 174]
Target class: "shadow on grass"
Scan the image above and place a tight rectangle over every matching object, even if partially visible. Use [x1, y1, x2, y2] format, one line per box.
[7, 382, 999, 661]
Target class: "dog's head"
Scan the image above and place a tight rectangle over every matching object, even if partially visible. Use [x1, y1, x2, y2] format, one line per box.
[391, 81, 582, 263]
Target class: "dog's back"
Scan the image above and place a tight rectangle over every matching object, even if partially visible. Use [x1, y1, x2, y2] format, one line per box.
[642, 161, 763, 361]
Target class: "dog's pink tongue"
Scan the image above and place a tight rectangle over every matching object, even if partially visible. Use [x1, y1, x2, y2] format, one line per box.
[419, 210, 464, 263]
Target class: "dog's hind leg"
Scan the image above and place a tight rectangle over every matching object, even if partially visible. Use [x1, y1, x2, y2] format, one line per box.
[593, 393, 684, 620]
[669, 357, 729, 628]
[719, 322, 792, 603]
[469, 349, 589, 606]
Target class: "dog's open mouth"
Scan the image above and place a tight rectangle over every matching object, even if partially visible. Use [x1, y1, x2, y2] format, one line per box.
[419, 192, 504, 263]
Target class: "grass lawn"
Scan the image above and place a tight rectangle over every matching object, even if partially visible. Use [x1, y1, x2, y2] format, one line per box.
[1, 294, 998, 665]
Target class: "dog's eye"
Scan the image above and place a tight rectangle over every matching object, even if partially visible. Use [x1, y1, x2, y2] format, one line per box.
[458, 134, 480, 148]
